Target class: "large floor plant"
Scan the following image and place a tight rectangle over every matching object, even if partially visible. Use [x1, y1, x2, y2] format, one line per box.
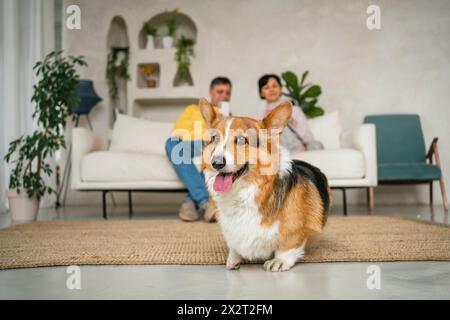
[4, 51, 87, 222]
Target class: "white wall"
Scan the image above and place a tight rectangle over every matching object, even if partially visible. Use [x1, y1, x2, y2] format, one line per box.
[62, 0, 450, 207]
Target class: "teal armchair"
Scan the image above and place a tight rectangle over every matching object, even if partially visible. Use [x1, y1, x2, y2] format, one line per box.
[364, 114, 448, 210]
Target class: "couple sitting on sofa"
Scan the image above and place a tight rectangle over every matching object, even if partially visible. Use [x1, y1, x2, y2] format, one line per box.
[165, 75, 323, 222]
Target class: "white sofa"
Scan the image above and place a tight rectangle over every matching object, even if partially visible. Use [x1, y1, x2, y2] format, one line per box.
[71, 112, 377, 218]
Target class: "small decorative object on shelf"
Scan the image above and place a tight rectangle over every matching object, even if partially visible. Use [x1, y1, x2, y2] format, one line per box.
[281, 70, 325, 118]
[173, 36, 195, 87]
[106, 47, 130, 101]
[142, 22, 157, 49]
[4, 51, 87, 222]
[139, 64, 159, 88]
[162, 9, 179, 48]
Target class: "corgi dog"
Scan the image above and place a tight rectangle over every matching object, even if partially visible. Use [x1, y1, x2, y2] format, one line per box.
[199, 98, 331, 272]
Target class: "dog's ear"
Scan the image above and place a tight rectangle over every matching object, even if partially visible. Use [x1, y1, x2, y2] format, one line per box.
[262, 101, 292, 131]
[199, 98, 219, 128]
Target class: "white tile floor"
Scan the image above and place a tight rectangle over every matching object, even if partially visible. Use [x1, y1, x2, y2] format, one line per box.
[0, 203, 449, 299]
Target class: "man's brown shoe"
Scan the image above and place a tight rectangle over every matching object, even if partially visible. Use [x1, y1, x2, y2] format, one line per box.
[178, 200, 200, 222]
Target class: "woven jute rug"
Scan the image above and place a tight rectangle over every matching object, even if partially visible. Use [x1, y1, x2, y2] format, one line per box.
[0, 216, 449, 270]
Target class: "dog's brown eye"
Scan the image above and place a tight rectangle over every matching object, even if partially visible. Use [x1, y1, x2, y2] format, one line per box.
[235, 136, 248, 146]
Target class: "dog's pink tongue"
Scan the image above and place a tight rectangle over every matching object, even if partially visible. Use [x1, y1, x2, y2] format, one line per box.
[213, 173, 233, 193]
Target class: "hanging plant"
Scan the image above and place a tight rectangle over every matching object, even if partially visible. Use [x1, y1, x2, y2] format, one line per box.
[106, 47, 130, 101]
[174, 36, 195, 86]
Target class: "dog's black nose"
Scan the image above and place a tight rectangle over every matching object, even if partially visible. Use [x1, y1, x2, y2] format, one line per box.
[212, 156, 226, 170]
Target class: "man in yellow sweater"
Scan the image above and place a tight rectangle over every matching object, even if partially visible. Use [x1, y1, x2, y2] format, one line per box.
[165, 77, 232, 222]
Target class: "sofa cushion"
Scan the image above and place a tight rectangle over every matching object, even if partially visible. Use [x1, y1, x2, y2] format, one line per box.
[378, 163, 441, 181]
[81, 151, 180, 182]
[291, 149, 365, 179]
[307, 111, 342, 149]
[110, 114, 173, 155]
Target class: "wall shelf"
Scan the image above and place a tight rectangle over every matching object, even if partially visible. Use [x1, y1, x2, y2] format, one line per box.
[127, 10, 199, 119]
[138, 11, 198, 49]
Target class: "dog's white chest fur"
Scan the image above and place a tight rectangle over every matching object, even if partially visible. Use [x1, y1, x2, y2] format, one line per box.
[211, 182, 279, 261]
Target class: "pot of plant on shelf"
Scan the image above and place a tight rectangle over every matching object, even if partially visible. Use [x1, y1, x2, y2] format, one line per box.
[142, 22, 157, 50]
[173, 36, 195, 87]
[4, 51, 87, 223]
[162, 9, 178, 48]
[281, 70, 325, 118]
[106, 47, 130, 103]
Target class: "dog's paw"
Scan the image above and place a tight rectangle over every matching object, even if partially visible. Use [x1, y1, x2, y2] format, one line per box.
[226, 250, 242, 270]
[226, 255, 241, 270]
[226, 261, 241, 270]
[263, 258, 292, 272]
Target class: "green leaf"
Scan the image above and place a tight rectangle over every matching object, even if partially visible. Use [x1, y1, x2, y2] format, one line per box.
[303, 85, 322, 98]
[306, 106, 324, 118]
[300, 71, 309, 87]
[281, 71, 299, 94]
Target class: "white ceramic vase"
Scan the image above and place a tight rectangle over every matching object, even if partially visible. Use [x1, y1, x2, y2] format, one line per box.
[162, 36, 174, 48]
[6, 189, 39, 223]
[146, 35, 154, 49]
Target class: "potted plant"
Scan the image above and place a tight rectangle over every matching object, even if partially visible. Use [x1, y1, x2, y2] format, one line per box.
[281, 71, 325, 118]
[4, 51, 87, 223]
[162, 9, 179, 48]
[106, 47, 130, 101]
[142, 22, 157, 49]
[173, 36, 195, 87]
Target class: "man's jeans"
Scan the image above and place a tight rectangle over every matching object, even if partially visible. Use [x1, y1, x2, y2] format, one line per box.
[165, 137, 209, 208]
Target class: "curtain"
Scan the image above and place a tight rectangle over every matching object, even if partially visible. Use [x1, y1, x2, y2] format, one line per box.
[0, 0, 54, 213]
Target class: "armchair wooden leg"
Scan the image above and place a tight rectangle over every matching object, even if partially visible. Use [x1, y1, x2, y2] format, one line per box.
[367, 187, 375, 211]
[439, 177, 449, 211]
[429, 139, 448, 211]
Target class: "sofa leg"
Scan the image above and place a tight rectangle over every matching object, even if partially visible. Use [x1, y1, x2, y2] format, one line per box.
[368, 187, 374, 211]
[128, 191, 133, 219]
[439, 177, 449, 211]
[342, 188, 347, 216]
[110, 192, 117, 207]
[102, 191, 108, 220]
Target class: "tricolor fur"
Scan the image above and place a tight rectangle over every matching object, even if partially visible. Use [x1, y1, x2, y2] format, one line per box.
[199, 98, 332, 272]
